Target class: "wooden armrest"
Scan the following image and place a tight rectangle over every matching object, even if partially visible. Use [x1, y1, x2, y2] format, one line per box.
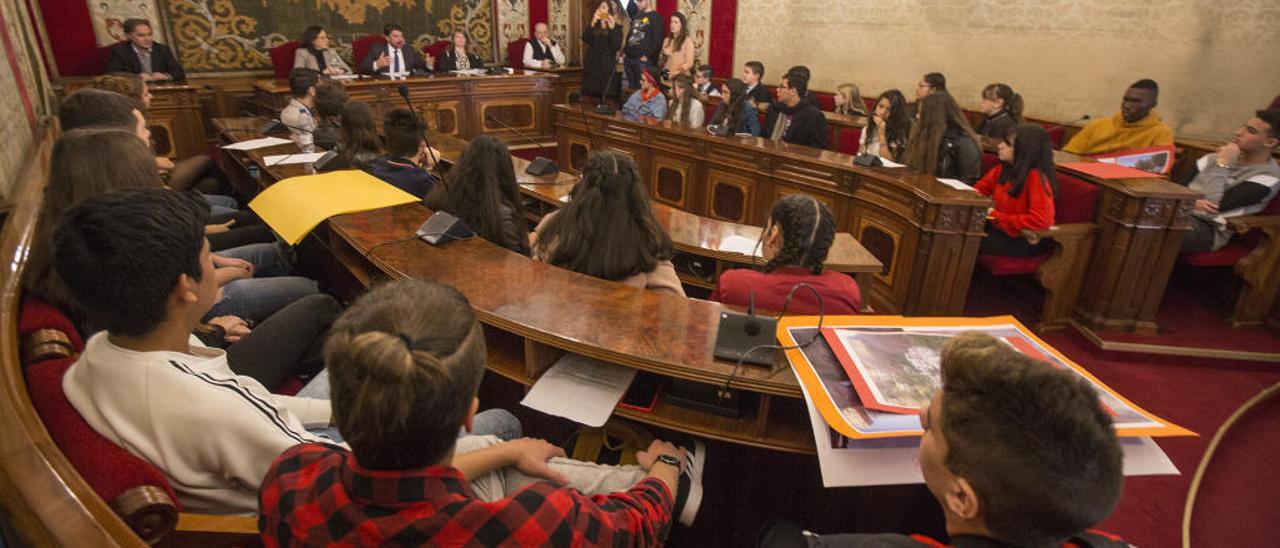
[1227, 214, 1280, 234]
[22, 328, 74, 363]
[175, 513, 259, 535]
[1020, 223, 1097, 245]
[111, 485, 178, 545]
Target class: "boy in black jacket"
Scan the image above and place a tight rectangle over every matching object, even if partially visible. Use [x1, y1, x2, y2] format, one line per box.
[761, 70, 829, 150]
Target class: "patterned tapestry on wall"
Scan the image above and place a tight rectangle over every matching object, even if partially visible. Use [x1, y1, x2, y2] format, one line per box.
[547, 0, 569, 50]
[0, 0, 54, 197]
[88, 0, 165, 46]
[679, 0, 710, 67]
[161, 0, 496, 72]
[496, 0, 528, 63]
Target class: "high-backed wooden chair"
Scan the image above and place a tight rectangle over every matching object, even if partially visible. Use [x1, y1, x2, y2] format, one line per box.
[0, 120, 258, 547]
[351, 34, 384, 72]
[507, 38, 530, 69]
[1178, 195, 1280, 327]
[267, 41, 301, 80]
[976, 170, 1100, 331]
[423, 40, 451, 64]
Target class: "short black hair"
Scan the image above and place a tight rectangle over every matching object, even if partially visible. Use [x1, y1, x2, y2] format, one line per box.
[696, 64, 714, 79]
[1256, 109, 1280, 141]
[787, 65, 811, 82]
[314, 80, 349, 118]
[58, 89, 136, 131]
[939, 333, 1123, 547]
[122, 18, 150, 34]
[383, 107, 425, 158]
[53, 189, 211, 337]
[288, 68, 320, 98]
[782, 70, 809, 97]
[1130, 78, 1159, 96]
[744, 61, 764, 79]
[383, 23, 403, 36]
[924, 72, 947, 91]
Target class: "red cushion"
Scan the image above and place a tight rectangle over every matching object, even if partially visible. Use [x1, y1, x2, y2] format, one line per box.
[978, 253, 1051, 276]
[1261, 193, 1280, 215]
[18, 296, 84, 354]
[424, 40, 450, 62]
[268, 41, 301, 80]
[1180, 242, 1253, 267]
[837, 127, 861, 155]
[1040, 123, 1066, 149]
[351, 34, 384, 72]
[813, 92, 835, 111]
[1055, 172, 1099, 224]
[862, 96, 877, 112]
[981, 151, 1000, 174]
[507, 38, 529, 69]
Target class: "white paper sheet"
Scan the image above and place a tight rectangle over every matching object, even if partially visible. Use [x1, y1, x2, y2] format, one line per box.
[879, 158, 905, 168]
[521, 354, 637, 427]
[329, 74, 360, 80]
[718, 234, 762, 256]
[222, 136, 293, 151]
[936, 178, 977, 192]
[263, 152, 329, 166]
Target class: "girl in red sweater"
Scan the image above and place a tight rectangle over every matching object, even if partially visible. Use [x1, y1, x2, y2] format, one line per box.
[975, 124, 1057, 257]
[710, 195, 862, 314]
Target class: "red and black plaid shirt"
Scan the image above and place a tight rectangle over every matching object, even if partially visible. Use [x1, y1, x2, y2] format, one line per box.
[259, 443, 674, 547]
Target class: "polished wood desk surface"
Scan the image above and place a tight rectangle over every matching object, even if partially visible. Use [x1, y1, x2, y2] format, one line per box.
[559, 105, 992, 208]
[977, 136, 1202, 199]
[213, 117, 882, 275]
[251, 69, 558, 93]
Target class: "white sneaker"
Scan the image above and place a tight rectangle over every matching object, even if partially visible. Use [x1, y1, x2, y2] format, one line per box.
[676, 440, 706, 527]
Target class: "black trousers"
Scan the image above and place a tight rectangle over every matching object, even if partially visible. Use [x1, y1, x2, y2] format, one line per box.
[979, 224, 1046, 257]
[1180, 216, 1218, 253]
[224, 293, 341, 390]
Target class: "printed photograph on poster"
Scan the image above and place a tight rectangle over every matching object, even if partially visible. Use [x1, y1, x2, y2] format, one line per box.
[1093, 144, 1176, 175]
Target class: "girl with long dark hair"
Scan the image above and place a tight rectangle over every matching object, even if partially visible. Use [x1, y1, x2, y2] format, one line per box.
[709, 195, 862, 314]
[531, 151, 683, 296]
[424, 135, 530, 255]
[581, 0, 624, 99]
[665, 73, 704, 128]
[335, 102, 381, 170]
[708, 78, 761, 136]
[974, 124, 1058, 257]
[861, 89, 910, 161]
[905, 92, 982, 183]
[660, 11, 693, 81]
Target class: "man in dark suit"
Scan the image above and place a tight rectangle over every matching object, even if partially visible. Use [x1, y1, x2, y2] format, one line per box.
[359, 23, 433, 75]
[105, 18, 185, 82]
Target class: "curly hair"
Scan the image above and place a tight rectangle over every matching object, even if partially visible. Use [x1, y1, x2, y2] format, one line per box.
[762, 194, 835, 275]
[533, 151, 673, 281]
[428, 135, 530, 255]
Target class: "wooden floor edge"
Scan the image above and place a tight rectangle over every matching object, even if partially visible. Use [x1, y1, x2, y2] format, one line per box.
[1069, 320, 1280, 364]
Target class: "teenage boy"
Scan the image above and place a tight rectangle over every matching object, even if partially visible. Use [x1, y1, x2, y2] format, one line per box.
[1181, 110, 1280, 253]
[762, 70, 829, 149]
[694, 64, 720, 99]
[365, 107, 440, 198]
[743, 60, 772, 108]
[259, 279, 707, 544]
[280, 68, 319, 145]
[1064, 79, 1175, 156]
[757, 333, 1127, 548]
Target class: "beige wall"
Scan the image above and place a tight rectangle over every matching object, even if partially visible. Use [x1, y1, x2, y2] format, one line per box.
[1, 0, 53, 199]
[733, 0, 1280, 140]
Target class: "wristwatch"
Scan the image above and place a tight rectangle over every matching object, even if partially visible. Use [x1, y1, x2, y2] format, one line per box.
[655, 453, 682, 471]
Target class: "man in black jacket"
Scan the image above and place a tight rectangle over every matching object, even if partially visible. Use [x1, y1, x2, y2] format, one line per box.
[359, 23, 433, 75]
[105, 18, 185, 82]
[761, 70, 829, 150]
[622, 0, 662, 90]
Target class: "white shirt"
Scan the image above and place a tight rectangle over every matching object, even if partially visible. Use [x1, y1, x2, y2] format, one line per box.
[63, 333, 333, 514]
[522, 39, 566, 68]
[670, 99, 705, 129]
[859, 126, 881, 157]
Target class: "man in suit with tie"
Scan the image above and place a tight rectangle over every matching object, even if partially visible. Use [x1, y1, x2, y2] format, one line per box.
[360, 23, 433, 75]
[105, 18, 185, 82]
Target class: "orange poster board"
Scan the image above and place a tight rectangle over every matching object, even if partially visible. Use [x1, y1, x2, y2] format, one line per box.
[779, 315, 1195, 440]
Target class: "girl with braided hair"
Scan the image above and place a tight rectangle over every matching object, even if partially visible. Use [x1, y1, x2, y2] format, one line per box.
[710, 195, 862, 314]
[530, 150, 685, 296]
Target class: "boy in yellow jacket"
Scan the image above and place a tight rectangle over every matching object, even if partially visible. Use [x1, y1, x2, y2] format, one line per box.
[1064, 79, 1174, 156]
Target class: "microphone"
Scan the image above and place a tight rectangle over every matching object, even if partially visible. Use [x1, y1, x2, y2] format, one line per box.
[594, 60, 621, 114]
[240, 111, 312, 135]
[485, 114, 558, 176]
[1042, 114, 1091, 141]
[395, 83, 440, 168]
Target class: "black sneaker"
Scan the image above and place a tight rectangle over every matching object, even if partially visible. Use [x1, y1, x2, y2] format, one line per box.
[673, 440, 705, 527]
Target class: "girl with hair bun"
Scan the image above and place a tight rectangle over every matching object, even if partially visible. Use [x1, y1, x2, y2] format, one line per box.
[710, 195, 862, 314]
[978, 83, 1026, 139]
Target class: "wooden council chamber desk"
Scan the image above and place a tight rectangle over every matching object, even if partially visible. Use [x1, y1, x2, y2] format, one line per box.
[252, 71, 559, 145]
[60, 79, 206, 161]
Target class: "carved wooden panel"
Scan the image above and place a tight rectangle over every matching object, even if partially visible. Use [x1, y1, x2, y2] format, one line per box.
[653, 155, 694, 209]
[566, 136, 591, 174]
[769, 183, 847, 231]
[480, 100, 538, 131]
[415, 101, 461, 136]
[706, 168, 755, 223]
[148, 120, 176, 158]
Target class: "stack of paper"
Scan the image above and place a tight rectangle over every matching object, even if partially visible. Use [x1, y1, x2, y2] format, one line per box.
[521, 354, 637, 427]
[718, 234, 763, 256]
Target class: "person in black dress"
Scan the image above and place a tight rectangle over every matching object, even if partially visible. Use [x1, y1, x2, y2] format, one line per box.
[581, 0, 624, 100]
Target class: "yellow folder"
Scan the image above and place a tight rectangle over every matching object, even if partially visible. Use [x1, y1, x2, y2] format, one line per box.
[248, 170, 419, 244]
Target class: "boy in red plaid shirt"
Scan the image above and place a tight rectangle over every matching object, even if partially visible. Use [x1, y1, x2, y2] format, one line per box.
[259, 279, 704, 547]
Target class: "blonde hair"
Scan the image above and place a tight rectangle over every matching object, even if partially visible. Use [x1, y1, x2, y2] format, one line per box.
[325, 280, 487, 470]
[836, 83, 868, 117]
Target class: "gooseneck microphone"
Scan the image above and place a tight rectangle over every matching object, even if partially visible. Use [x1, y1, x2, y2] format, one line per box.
[485, 114, 559, 176]
[395, 83, 440, 168]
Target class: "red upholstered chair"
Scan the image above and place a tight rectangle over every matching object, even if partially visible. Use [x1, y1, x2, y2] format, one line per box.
[1039, 122, 1066, 149]
[981, 151, 1000, 174]
[836, 127, 862, 155]
[18, 297, 258, 544]
[862, 96, 877, 112]
[813, 92, 836, 111]
[1178, 194, 1280, 327]
[269, 41, 302, 80]
[423, 40, 450, 64]
[508, 38, 530, 69]
[97, 45, 117, 74]
[976, 172, 1100, 330]
[352, 34, 385, 72]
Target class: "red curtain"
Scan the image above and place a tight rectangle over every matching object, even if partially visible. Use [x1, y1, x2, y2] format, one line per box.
[708, 0, 736, 77]
[529, 0, 548, 26]
[35, 0, 100, 77]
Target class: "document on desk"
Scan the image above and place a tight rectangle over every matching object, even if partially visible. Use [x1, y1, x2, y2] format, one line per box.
[249, 170, 418, 244]
[263, 152, 329, 166]
[936, 178, 976, 192]
[878, 158, 905, 168]
[718, 234, 763, 257]
[522, 354, 637, 427]
[222, 136, 293, 151]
